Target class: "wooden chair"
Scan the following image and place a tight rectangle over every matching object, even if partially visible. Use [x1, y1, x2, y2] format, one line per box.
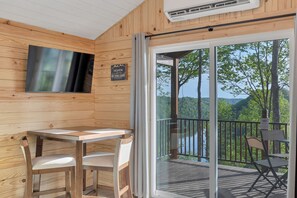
[245, 136, 288, 197]
[83, 136, 133, 198]
[20, 136, 76, 198]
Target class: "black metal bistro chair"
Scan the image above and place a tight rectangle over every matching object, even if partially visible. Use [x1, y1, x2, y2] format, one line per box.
[261, 130, 289, 159]
[245, 136, 288, 197]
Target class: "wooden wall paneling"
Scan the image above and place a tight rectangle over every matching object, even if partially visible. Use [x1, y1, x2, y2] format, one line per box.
[0, 45, 28, 60]
[155, 0, 164, 33]
[125, 12, 135, 37]
[96, 49, 132, 62]
[95, 94, 131, 104]
[0, 57, 26, 71]
[0, 100, 93, 113]
[95, 39, 132, 53]
[149, 18, 295, 47]
[0, 69, 25, 81]
[133, 7, 142, 34]
[0, 20, 94, 53]
[272, 0, 279, 11]
[281, 0, 289, 10]
[142, 0, 150, 33]
[0, 17, 95, 197]
[0, 119, 94, 137]
[0, 111, 93, 125]
[94, 110, 130, 120]
[287, 0, 293, 9]
[95, 103, 130, 113]
[148, 0, 157, 33]
[265, 0, 274, 12]
[95, 120, 130, 129]
[94, 78, 131, 87]
[95, 85, 130, 96]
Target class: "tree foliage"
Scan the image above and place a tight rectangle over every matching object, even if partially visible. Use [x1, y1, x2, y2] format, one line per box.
[178, 49, 209, 92]
[217, 39, 289, 115]
[156, 49, 209, 96]
[157, 39, 290, 124]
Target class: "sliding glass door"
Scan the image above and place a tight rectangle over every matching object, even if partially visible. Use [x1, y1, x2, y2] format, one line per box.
[151, 30, 294, 198]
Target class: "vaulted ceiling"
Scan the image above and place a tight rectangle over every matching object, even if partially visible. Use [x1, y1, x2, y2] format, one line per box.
[0, 0, 144, 39]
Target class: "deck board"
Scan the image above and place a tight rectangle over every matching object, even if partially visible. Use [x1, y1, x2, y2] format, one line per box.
[157, 159, 287, 198]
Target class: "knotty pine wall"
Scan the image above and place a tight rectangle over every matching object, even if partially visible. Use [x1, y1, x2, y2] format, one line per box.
[0, 19, 95, 197]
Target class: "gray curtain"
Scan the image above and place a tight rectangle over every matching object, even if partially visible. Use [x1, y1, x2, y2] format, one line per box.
[130, 33, 150, 198]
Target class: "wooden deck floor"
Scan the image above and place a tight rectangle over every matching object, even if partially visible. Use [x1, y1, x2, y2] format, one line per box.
[157, 159, 287, 198]
[55, 159, 287, 198]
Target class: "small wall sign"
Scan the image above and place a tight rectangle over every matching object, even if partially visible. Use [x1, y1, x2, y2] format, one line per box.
[111, 64, 127, 81]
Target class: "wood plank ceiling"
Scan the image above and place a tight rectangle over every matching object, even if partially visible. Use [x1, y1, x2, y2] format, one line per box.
[0, 0, 144, 39]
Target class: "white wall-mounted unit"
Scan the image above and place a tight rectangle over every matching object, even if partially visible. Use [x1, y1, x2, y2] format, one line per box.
[164, 0, 260, 22]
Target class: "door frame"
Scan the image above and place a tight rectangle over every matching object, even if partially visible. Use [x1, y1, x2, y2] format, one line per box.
[149, 29, 295, 198]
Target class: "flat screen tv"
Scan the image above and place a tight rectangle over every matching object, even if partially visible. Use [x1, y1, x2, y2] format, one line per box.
[25, 45, 94, 93]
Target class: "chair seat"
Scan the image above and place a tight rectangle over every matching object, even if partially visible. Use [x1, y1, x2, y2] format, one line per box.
[32, 154, 75, 170]
[255, 157, 288, 168]
[83, 155, 114, 168]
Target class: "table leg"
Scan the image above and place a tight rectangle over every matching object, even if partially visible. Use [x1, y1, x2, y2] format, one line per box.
[75, 141, 83, 198]
[83, 143, 87, 191]
[33, 136, 43, 198]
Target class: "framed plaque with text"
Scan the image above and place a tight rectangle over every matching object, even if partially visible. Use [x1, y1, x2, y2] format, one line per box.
[111, 64, 127, 81]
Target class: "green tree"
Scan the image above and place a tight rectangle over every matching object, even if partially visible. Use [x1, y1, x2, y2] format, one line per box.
[218, 100, 234, 120]
[156, 63, 171, 97]
[217, 39, 289, 121]
[238, 94, 289, 124]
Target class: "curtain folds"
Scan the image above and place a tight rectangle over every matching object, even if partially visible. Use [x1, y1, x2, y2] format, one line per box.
[130, 33, 150, 198]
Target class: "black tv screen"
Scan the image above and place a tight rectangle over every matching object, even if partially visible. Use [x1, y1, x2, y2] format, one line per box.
[25, 45, 94, 93]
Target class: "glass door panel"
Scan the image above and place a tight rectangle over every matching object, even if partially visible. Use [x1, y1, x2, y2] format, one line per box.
[156, 49, 211, 197]
[216, 38, 290, 197]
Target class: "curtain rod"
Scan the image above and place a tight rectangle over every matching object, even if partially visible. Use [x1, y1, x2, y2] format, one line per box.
[145, 13, 296, 38]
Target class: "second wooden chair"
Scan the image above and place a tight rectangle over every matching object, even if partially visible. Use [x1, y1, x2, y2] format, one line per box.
[83, 135, 134, 198]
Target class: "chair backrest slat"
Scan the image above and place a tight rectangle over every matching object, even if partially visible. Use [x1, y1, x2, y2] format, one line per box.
[20, 136, 33, 170]
[114, 135, 133, 168]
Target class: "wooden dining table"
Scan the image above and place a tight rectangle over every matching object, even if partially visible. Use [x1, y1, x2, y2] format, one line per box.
[28, 126, 132, 198]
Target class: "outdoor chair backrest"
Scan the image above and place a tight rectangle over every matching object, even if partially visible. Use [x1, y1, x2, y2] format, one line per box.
[246, 136, 264, 151]
[245, 136, 267, 163]
[261, 130, 286, 141]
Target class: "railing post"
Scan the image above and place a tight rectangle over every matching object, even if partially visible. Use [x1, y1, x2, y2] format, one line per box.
[170, 58, 178, 159]
[260, 109, 269, 159]
[197, 119, 202, 161]
[170, 119, 178, 159]
[273, 123, 281, 154]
